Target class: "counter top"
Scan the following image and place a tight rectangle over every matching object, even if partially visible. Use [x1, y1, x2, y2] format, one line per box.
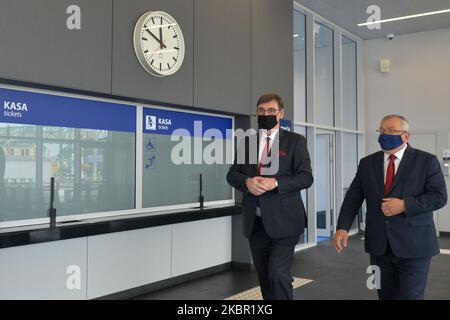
[0, 205, 241, 249]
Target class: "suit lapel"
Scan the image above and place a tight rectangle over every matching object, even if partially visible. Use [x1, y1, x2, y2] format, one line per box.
[373, 151, 385, 196]
[250, 132, 260, 176]
[277, 128, 285, 151]
[388, 145, 414, 196]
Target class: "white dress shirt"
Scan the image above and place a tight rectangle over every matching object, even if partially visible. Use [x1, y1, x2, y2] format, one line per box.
[258, 128, 279, 163]
[255, 128, 279, 216]
[383, 144, 407, 183]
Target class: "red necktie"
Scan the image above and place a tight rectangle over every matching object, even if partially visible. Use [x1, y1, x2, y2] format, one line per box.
[257, 137, 271, 175]
[384, 154, 397, 194]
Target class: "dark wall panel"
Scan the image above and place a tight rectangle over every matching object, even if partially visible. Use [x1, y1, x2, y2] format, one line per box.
[0, 0, 112, 94]
[252, 0, 293, 120]
[194, 0, 252, 115]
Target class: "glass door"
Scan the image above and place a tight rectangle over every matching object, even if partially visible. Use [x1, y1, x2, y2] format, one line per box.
[315, 130, 335, 240]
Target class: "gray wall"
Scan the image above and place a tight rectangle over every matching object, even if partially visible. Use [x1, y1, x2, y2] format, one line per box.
[0, 0, 294, 117]
[364, 28, 450, 152]
[0, 0, 112, 94]
[194, 0, 252, 115]
[252, 0, 294, 120]
[364, 28, 450, 232]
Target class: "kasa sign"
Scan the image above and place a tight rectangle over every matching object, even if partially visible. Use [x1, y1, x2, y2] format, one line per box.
[146, 115, 172, 131]
[3, 100, 28, 118]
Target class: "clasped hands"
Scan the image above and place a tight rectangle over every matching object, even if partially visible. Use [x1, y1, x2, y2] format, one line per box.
[245, 177, 277, 196]
[381, 198, 405, 217]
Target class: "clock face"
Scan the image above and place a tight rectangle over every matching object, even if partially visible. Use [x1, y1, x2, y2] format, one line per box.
[133, 11, 185, 77]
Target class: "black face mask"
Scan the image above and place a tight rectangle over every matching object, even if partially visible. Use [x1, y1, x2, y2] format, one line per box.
[258, 115, 278, 130]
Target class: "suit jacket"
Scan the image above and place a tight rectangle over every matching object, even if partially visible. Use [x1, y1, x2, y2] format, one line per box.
[226, 129, 313, 238]
[337, 144, 448, 258]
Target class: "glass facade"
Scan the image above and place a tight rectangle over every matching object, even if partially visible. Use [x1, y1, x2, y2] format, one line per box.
[314, 22, 334, 126]
[292, 4, 364, 247]
[342, 36, 358, 130]
[293, 10, 307, 123]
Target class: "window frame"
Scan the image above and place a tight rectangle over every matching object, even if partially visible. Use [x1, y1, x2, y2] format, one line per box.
[293, 1, 365, 252]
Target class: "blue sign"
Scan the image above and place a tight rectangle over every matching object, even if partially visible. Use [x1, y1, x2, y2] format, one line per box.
[145, 137, 156, 152]
[145, 155, 156, 169]
[1, 87, 136, 132]
[280, 119, 292, 131]
[143, 107, 232, 139]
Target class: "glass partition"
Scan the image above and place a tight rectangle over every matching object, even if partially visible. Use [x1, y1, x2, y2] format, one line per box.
[342, 35, 357, 130]
[294, 125, 308, 244]
[141, 107, 233, 208]
[314, 22, 334, 126]
[342, 133, 359, 230]
[294, 9, 307, 123]
[0, 87, 136, 223]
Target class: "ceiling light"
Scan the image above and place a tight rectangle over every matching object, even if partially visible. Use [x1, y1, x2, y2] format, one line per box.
[358, 8, 450, 27]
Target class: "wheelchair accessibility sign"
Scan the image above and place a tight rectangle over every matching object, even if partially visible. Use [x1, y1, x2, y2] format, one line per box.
[145, 137, 156, 152]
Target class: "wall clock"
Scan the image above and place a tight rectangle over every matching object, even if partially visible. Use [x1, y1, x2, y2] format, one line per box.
[133, 11, 185, 77]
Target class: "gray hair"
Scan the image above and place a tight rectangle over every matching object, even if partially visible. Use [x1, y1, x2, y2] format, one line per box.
[381, 115, 409, 131]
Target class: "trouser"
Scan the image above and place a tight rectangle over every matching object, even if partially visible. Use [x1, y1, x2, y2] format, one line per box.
[370, 241, 432, 300]
[248, 216, 300, 300]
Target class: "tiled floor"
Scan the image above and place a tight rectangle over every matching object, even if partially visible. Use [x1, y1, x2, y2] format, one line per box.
[135, 235, 450, 300]
[224, 277, 313, 300]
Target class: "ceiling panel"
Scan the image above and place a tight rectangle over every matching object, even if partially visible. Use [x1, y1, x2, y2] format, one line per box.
[297, 0, 450, 39]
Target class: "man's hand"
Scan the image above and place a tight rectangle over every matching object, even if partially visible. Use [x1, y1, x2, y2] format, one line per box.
[333, 229, 349, 254]
[256, 177, 277, 191]
[381, 198, 405, 216]
[245, 177, 269, 196]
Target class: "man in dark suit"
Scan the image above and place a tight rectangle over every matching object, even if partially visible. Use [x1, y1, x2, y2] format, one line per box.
[334, 115, 447, 300]
[227, 93, 313, 300]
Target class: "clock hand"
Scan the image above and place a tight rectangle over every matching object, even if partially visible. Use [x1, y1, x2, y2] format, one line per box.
[159, 26, 167, 49]
[146, 29, 165, 48]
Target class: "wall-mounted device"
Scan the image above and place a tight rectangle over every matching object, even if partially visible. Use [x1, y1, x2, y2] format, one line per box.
[380, 59, 390, 73]
[443, 149, 450, 176]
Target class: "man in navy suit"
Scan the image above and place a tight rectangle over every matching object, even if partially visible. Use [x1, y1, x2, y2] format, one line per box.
[334, 115, 447, 300]
[227, 93, 313, 300]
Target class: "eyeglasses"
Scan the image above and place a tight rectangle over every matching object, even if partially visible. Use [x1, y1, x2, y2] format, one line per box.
[257, 108, 281, 116]
[376, 129, 407, 135]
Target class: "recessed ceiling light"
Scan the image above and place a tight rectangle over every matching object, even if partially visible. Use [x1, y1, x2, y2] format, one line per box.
[358, 8, 450, 27]
[293, 34, 299, 37]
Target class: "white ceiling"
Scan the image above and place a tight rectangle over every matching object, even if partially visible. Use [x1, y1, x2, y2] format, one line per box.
[296, 0, 450, 39]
